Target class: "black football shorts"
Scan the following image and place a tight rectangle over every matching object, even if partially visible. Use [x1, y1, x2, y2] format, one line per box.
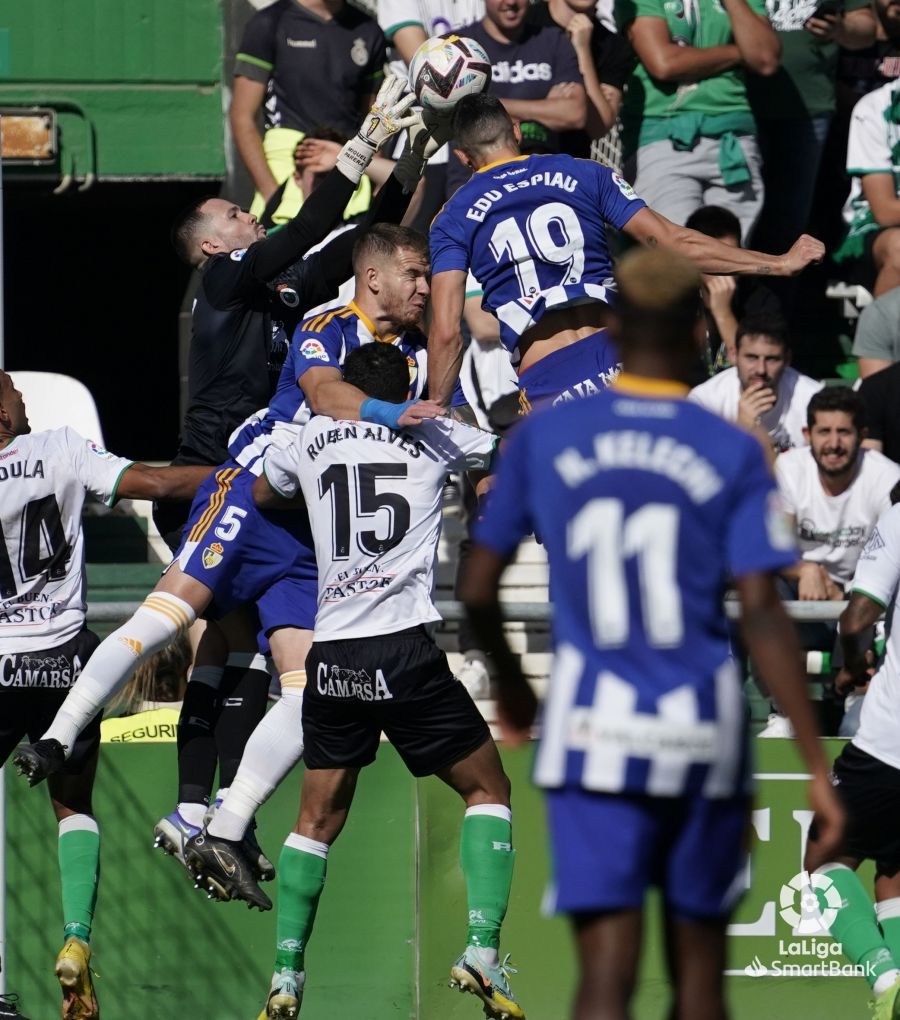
[303, 625, 490, 776]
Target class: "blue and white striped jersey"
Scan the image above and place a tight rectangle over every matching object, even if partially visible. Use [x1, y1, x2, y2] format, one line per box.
[474, 376, 798, 798]
[227, 301, 428, 474]
[430, 152, 646, 357]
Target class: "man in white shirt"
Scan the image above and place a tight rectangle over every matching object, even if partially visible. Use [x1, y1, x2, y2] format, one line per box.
[186, 343, 524, 1020]
[760, 386, 900, 737]
[776, 387, 900, 598]
[803, 500, 900, 1018]
[689, 315, 822, 453]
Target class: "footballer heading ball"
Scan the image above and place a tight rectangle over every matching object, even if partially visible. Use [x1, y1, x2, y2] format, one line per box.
[408, 35, 491, 112]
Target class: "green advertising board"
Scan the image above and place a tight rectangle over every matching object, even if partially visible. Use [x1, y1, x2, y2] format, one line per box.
[3, 737, 876, 1018]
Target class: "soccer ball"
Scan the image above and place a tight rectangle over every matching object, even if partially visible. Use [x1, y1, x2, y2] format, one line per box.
[408, 35, 491, 112]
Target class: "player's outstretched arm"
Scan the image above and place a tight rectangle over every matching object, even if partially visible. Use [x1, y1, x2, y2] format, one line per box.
[623, 207, 825, 277]
[428, 270, 468, 408]
[460, 544, 538, 746]
[302, 366, 443, 428]
[736, 572, 845, 857]
[115, 463, 214, 502]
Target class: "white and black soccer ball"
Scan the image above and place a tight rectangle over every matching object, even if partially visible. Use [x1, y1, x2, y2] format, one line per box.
[408, 35, 491, 112]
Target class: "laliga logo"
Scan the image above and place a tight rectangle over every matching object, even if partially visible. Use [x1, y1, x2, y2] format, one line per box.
[779, 870, 843, 935]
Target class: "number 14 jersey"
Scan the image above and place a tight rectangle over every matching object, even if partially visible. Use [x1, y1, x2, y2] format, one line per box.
[0, 429, 132, 653]
[429, 153, 646, 356]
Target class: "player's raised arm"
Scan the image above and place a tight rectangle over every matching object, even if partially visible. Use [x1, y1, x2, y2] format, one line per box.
[736, 571, 844, 857]
[427, 269, 468, 408]
[623, 206, 825, 277]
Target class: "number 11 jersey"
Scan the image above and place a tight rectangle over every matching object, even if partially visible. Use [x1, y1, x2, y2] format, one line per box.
[429, 152, 646, 356]
[475, 379, 799, 799]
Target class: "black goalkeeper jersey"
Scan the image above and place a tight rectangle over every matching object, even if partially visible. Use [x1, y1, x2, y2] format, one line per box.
[173, 171, 411, 468]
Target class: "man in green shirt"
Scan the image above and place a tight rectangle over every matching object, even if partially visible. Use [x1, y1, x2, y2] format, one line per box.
[617, 0, 781, 237]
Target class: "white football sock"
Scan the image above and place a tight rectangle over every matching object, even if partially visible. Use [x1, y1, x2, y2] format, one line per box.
[207, 671, 306, 841]
[44, 593, 195, 754]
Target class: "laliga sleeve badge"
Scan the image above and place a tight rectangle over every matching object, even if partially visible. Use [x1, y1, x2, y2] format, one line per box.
[611, 173, 638, 201]
[300, 338, 329, 362]
[202, 542, 224, 569]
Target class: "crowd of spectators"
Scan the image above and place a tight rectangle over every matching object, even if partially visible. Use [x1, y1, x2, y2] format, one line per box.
[216, 0, 900, 733]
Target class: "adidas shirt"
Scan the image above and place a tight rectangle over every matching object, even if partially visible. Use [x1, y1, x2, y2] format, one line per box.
[0, 429, 132, 653]
[264, 415, 495, 641]
[849, 504, 900, 771]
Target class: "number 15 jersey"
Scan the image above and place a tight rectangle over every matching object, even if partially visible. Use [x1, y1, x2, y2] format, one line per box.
[475, 379, 798, 799]
[429, 153, 646, 356]
[263, 416, 496, 642]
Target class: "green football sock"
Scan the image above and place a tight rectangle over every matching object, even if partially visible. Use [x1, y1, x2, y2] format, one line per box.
[823, 866, 897, 988]
[876, 898, 900, 963]
[274, 835, 329, 973]
[460, 806, 515, 951]
[58, 815, 100, 945]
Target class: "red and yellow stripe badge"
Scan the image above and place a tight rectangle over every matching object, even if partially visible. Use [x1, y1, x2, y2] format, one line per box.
[187, 467, 240, 545]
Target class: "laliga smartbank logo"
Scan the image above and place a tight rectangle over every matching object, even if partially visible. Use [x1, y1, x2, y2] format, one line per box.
[742, 870, 875, 978]
[778, 870, 842, 934]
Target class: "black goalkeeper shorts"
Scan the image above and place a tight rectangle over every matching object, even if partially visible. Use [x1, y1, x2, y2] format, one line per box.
[303, 625, 490, 777]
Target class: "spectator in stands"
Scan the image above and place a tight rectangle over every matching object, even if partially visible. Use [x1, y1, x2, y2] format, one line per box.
[852, 286, 900, 376]
[525, 0, 634, 154]
[747, 0, 875, 263]
[617, 0, 780, 237]
[689, 315, 822, 452]
[759, 387, 900, 737]
[837, 78, 900, 294]
[776, 386, 900, 597]
[685, 204, 783, 371]
[230, 0, 387, 225]
[451, 0, 587, 192]
[838, 0, 900, 112]
[377, 0, 486, 230]
[860, 360, 900, 462]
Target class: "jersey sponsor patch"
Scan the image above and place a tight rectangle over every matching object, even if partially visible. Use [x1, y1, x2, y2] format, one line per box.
[300, 339, 329, 362]
[612, 174, 638, 201]
[230, 248, 247, 262]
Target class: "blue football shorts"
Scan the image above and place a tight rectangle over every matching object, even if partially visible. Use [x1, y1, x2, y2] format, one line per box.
[517, 328, 621, 409]
[175, 465, 318, 634]
[544, 787, 751, 920]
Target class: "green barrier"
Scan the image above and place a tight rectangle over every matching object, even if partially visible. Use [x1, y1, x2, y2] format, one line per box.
[4, 738, 877, 1018]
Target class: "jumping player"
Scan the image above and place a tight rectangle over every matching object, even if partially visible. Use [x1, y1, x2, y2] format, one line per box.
[187, 343, 523, 1020]
[428, 93, 826, 415]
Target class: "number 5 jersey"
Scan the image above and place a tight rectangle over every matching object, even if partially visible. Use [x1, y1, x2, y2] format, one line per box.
[0, 429, 133, 653]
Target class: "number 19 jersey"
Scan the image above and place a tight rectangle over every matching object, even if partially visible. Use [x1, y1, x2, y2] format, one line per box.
[474, 378, 798, 799]
[429, 153, 646, 355]
[0, 429, 132, 653]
